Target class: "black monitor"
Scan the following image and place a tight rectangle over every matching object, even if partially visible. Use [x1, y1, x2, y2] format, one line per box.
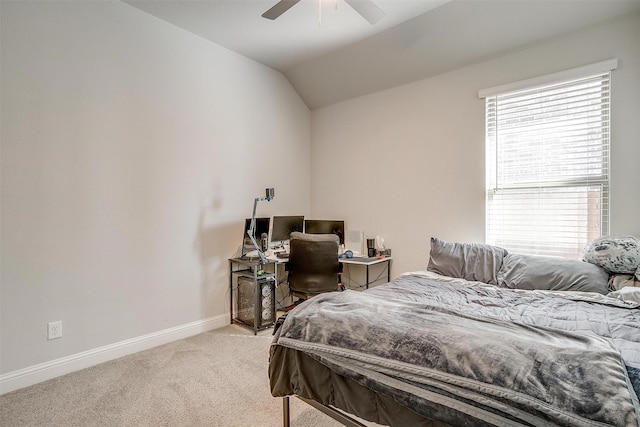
[242, 217, 270, 256]
[271, 215, 304, 243]
[304, 219, 345, 245]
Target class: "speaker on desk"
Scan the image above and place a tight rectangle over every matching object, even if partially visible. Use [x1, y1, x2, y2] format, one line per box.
[344, 230, 364, 256]
[237, 276, 276, 328]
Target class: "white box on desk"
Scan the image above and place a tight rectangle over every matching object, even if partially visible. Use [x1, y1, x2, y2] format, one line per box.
[345, 230, 364, 256]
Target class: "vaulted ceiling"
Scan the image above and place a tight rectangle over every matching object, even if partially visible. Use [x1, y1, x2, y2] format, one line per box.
[125, 0, 640, 109]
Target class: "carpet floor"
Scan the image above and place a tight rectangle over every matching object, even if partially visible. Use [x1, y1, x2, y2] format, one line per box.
[0, 325, 343, 427]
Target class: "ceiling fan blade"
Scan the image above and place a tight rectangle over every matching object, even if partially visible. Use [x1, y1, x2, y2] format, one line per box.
[344, 0, 385, 25]
[262, 0, 302, 20]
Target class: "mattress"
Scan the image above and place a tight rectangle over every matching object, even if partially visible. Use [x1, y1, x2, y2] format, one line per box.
[269, 271, 640, 426]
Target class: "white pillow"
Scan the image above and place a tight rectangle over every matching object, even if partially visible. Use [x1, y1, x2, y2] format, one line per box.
[608, 274, 640, 291]
[608, 287, 640, 304]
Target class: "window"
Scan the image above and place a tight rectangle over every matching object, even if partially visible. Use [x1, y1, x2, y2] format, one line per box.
[481, 61, 615, 259]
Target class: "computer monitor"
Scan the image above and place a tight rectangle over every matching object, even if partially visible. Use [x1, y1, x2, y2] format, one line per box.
[304, 219, 345, 245]
[270, 215, 304, 243]
[242, 217, 271, 256]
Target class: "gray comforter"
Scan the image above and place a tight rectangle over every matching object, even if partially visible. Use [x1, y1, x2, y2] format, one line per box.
[271, 272, 640, 426]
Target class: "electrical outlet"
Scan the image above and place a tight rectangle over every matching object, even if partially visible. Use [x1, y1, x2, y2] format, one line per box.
[48, 321, 62, 340]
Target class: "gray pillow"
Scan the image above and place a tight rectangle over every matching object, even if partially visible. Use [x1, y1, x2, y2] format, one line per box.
[427, 237, 508, 285]
[497, 253, 609, 294]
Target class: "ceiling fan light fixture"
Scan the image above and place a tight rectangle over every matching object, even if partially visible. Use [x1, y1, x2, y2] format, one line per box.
[261, 0, 385, 25]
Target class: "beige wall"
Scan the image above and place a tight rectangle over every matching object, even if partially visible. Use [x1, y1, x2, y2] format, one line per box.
[310, 13, 640, 277]
[1, 1, 310, 375]
[2, 2, 639, 391]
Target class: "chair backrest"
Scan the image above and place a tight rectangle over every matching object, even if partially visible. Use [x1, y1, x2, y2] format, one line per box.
[287, 232, 341, 295]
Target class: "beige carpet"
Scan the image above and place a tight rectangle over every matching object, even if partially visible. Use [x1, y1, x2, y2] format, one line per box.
[0, 325, 343, 427]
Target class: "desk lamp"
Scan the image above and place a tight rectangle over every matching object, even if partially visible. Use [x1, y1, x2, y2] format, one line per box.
[248, 188, 275, 264]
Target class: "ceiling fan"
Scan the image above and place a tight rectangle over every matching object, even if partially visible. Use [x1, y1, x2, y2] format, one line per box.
[262, 0, 385, 25]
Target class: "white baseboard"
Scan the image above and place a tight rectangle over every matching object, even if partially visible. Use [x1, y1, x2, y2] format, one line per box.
[0, 314, 229, 395]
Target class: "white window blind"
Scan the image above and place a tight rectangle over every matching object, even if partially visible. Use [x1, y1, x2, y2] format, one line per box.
[485, 69, 611, 259]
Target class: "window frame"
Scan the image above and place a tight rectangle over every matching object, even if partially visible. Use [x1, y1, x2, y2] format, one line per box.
[479, 60, 616, 258]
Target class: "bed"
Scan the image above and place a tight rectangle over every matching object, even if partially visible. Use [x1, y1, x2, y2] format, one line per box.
[269, 238, 640, 427]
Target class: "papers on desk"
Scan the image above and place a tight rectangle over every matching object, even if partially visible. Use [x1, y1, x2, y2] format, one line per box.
[265, 251, 288, 262]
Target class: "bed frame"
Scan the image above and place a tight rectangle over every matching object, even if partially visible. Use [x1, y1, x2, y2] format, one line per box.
[282, 396, 366, 427]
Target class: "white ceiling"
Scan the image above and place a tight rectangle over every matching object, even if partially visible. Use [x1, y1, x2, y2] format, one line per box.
[124, 0, 640, 109]
[124, 0, 450, 71]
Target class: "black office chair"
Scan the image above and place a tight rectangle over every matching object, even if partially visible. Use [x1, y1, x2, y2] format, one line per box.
[287, 232, 343, 301]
